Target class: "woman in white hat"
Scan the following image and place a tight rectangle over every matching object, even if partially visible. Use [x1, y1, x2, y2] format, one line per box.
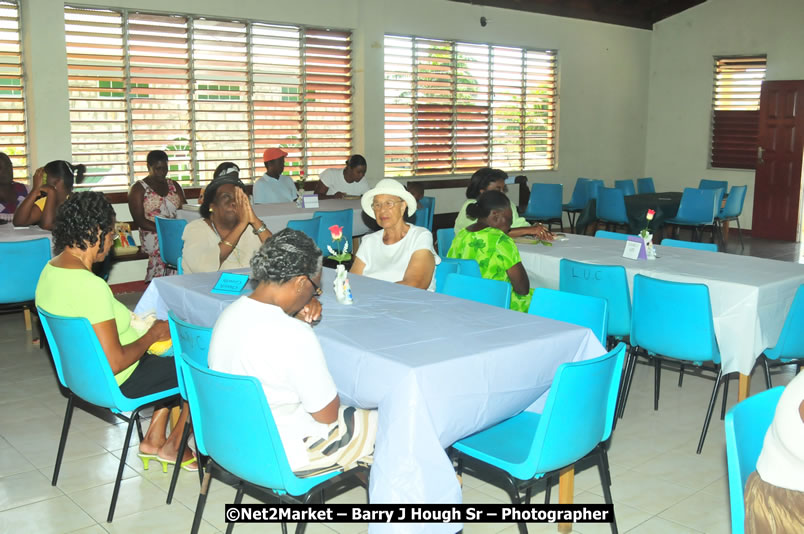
[350, 178, 439, 291]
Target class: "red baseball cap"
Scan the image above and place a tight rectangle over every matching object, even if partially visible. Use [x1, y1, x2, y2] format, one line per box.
[263, 147, 288, 162]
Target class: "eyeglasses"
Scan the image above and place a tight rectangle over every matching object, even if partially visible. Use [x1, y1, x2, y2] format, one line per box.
[305, 275, 323, 297]
[371, 199, 405, 211]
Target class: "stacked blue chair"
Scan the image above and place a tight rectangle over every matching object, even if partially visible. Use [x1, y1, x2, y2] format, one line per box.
[523, 183, 564, 231]
[758, 284, 804, 388]
[0, 237, 51, 334]
[586, 179, 605, 202]
[434, 258, 482, 294]
[165, 311, 213, 504]
[596, 187, 629, 230]
[154, 216, 187, 272]
[661, 239, 718, 252]
[562, 178, 590, 233]
[528, 288, 608, 345]
[287, 216, 322, 243]
[37, 308, 180, 522]
[442, 272, 511, 309]
[614, 179, 636, 197]
[699, 179, 729, 192]
[437, 227, 455, 256]
[636, 177, 655, 194]
[413, 196, 435, 231]
[725, 387, 783, 534]
[313, 209, 353, 256]
[451, 343, 626, 534]
[178, 352, 368, 534]
[665, 187, 719, 244]
[620, 275, 727, 453]
[594, 230, 630, 241]
[716, 185, 747, 252]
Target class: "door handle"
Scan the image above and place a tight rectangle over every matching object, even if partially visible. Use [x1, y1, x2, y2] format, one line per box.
[757, 146, 764, 165]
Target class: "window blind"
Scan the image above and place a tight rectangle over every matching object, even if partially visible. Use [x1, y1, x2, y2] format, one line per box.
[0, 1, 26, 182]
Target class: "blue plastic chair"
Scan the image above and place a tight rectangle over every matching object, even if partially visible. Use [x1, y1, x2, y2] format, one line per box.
[37, 308, 180, 522]
[665, 187, 720, 243]
[759, 284, 804, 388]
[661, 238, 718, 252]
[586, 179, 605, 201]
[442, 272, 512, 309]
[177, 255, 184, 275]
[725, 386, 783, 534]
[413, 196, 435, 231]
[699, 179, 729, 192]
[434, 258, 482, 294]
[563, 178, 590, 233]
[524, 183, 564, 231]
[287, 216, 322, 243]
[636, 178, 655, 194]
[0, 237, 50, 334]
[559, 259, 631, 341]
[614, 180, 636, 197]
[596, 187, 629, 227]
[528, 288, 608, 345]
[313, 209, 353, 256]
[620, 275, 726, 453]
[437, 227, 455, 256]
[594, 230, 630, 241]
[717, 185, 747, 252]
[178, 352, 367, 534]
[165, 311, 212, 504]
[452, 343, 626, 534]
[154, 216, 187, 271]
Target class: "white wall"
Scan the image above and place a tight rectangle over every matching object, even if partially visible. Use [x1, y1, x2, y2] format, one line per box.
[644, 0, 804, 230]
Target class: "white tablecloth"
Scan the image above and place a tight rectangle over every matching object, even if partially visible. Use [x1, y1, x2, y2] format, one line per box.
[518, 234, 804, 375]
[135, 269, 605, 534]
[0, 224, 52, 248]
[176, 198, 373, 236]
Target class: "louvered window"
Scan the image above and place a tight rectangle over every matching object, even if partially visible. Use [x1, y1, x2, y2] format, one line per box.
[710, 56, 766, 170]
[384, 35, 556, 176]
[0, 1, 27, 182]
[65, 6, 351, 188]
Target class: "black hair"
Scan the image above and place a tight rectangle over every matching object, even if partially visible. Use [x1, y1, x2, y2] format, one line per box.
[146, 150, 168, 167]
[465, 190, 511, 220]
[52, 191, 115, 255]
[346, 154, 367, 168]
[250, 228, 322, 285]
[466, 167, 508, 199]
[0, 152, 12, 183]
[200, 171, 246, 219]
[43, 160, 86, 191]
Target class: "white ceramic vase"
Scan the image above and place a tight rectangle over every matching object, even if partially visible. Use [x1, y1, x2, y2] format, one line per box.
[333, 264, 353, 305]
[642, 232, 657, 260]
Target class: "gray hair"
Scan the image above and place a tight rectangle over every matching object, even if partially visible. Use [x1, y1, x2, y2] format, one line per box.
[250, 228, 322, 285]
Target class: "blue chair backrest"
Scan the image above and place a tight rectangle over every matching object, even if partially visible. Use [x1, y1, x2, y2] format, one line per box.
[434, 258, 481, 294]
[177, 255, 183, 275]
[0, 238, 51, 303]
[661, 238, 717, 252]
[154, 216, 187, 268]
[525, 183, 563, 219]
[442, 272, 511, 309]
[559, 259, 631, 339]
[37, 308, 127, 410]
[565, 178, 590, 209]
[596, 187, 628, 222]
[594, 230, 629, 241]
[699, 179, 728, 191]
[725, 386, 783, 534]
[636, 177, 655, 194]
[675, 187, 718, 224]
[720, 185, 747, 219]
[414, 196, 435, 231]
[631, 274, 720, 362]
[437, 227, 455, 256]
[287, 216, 322, 243]
[614, 180, 636, 197]
[528, 343, 626, 475]
[766, 284, 804, 361]
[312, 209, 353, 254]
[586, 179, 605, 201]
[529, 288, 608, 345]
[167, 311, 212, 400]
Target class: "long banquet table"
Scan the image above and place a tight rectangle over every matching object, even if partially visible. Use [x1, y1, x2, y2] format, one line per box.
[135, 268, 606, 534]
[176, 198, 373, 236]
[0, 223, 52, 246]
[518, 233, 804, 399]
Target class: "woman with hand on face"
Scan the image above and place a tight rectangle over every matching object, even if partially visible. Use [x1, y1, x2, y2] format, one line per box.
[127, 150, 186, 281]
[181, 162, 271, 274]
[13, 160, 86, 230]
[314, 155, 369, 199]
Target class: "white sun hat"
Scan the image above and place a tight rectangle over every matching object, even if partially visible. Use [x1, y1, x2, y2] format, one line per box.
[360, 178, 417, 219]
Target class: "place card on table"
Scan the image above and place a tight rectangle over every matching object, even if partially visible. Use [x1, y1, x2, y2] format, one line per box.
[623, 236, 648, 261]
[302, 194, 319, 208]
[211, 272, 250, 295]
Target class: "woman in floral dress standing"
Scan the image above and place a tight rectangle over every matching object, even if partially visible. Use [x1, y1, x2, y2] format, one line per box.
[128, 150, 186, 281]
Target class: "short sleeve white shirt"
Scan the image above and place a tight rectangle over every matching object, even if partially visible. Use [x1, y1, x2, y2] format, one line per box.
[319, 168, 369, 196]
[356, 224, 439, 291]
[756, 371, 804, 491]
[208, 296, 338, 471]
[253, 173, 297, 204]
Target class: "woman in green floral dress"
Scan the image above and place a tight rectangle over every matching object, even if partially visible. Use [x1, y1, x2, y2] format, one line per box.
[447, 190, 534, 312]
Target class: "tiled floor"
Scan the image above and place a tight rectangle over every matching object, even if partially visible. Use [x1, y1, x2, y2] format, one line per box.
[0, 235, 800, 534]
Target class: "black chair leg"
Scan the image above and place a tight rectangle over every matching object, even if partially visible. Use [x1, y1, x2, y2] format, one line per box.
[135, 415, 144, 443]
[720, 373, 730, 420]
[617, 347, 637, 419]
[697, 368, 723, 454]
[678, 364, 684, 387]
[226, 485, 245, 534]
[544, 475, 552, 505]
[108, 411, 140, 522]
[596, 449, 618, 534]
[762, 355, 772, 389]
[191, 470, 213, 534]
[52, 394, 75, 486]
[654, 357, 661, 411]
[736, 218, 745, 252]
[167, 417, 194, 504]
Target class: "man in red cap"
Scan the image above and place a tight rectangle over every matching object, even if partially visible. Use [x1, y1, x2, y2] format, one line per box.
[253, 147, 298, 204]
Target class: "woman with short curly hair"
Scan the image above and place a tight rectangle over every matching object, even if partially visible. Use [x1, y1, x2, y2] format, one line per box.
[36, 192, 197, 472]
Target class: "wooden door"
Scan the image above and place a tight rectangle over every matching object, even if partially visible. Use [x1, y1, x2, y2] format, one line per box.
[751, 81, 804, 241]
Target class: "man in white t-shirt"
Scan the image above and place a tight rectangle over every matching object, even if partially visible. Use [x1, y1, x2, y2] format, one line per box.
[253, 147, 298, 204]
[314, 155, 369, 199]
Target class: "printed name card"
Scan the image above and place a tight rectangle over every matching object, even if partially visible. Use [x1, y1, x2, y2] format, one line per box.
[623, 236, 647, 261]
[211, 272, 250, 295]
[302, 194, 320, 209]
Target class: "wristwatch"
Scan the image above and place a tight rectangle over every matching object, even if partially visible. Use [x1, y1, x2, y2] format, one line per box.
[253, 223, 268, 235]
